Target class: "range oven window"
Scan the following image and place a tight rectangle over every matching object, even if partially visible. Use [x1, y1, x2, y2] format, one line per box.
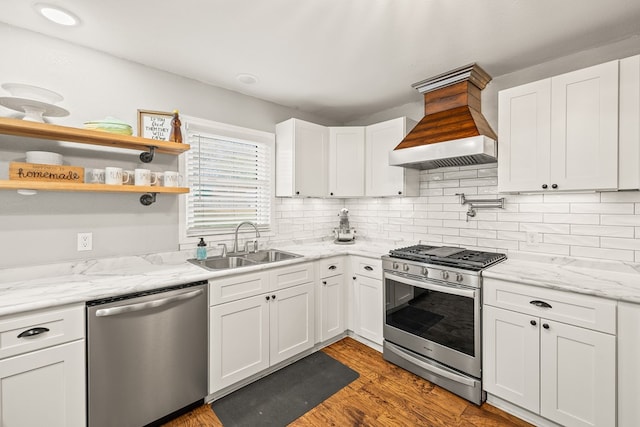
[385, 277, 475, 357]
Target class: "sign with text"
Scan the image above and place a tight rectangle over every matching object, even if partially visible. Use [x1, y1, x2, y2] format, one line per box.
[10, 162, 84, 183]
[137, 110, 173, 141]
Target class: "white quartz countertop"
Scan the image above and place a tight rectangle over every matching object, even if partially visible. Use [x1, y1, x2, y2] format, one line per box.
[483, 252, 640, 304]
[0, 240, 390, 317]
[3, 241, 640, 318]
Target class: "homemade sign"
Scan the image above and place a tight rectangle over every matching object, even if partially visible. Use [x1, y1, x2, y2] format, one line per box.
[137, 110, 173, 141]
[9, 162, 84, 183]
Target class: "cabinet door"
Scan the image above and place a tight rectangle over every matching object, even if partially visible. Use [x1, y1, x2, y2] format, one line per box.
[270, 283, 315, 365]
[353, 275, 383, 345]
[550, 60, 619, 191]
[0, 340, 85, 427]
[540, 320, 616, 427]
[498, 79, 551, 193]
[329, 127, 365, 197]
[209, 295, 270, 392]
[294, 120, 329, 197]
[365, 118, 417, 197]
[483, 306, 540, 413]
[618, 302, 640, 427]
[320, 275, 344, 342]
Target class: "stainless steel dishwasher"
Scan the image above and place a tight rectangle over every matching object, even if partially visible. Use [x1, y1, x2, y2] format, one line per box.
[86, 280, 208, 427]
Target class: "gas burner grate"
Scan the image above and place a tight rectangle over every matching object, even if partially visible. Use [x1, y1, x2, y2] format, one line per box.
[389, 245, 507, 270]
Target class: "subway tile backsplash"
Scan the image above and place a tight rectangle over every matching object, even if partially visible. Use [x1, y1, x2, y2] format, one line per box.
[343, 165, 640, 263]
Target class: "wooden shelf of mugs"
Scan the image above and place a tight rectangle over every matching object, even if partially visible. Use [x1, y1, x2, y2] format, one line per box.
[0, 180, 189, 194]
[0, 117, 189, 155]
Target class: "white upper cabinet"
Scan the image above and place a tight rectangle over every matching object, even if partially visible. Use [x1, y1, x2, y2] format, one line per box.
[328, 126, 365, 197]
[619, 55, 640, 190]
[365, 117, 419, 197]
[275, 118, 329, 197]
[499, 60, 620, 193]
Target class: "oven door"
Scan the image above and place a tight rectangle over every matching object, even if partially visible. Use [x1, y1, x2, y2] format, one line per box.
[383, 271, 481, 377]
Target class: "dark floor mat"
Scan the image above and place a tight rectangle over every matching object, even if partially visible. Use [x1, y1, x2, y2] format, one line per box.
[211, 351, 359, 427]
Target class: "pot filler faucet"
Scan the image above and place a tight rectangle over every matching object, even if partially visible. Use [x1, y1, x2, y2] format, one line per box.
[233, 221, 260, 253]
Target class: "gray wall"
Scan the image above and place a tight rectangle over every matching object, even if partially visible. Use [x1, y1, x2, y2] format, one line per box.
[0, 24, 335, 268]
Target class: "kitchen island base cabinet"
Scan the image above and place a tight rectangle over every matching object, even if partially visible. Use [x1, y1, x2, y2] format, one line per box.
[483, 279, 616, 427]
[0, 340, 85, 427]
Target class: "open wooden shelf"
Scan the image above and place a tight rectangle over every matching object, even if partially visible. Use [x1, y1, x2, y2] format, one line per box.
[0, 180, 189, 194]
[0, 117, 189, 155]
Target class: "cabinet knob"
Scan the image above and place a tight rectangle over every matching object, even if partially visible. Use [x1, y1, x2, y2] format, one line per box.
[272, 295, 276, 300]
[398, 191, 402, 195]
[542, 184, 548, 189]
[330, 192, 334, 196]
[543, 323, 550, 329]
[551, 184, 558, 189]
[322, 281, 327, 285]
[353, 276, 356, 280]
[295, 191, 300, 195]
[530, 320, 537, 326]
[266, 296, 271, 301]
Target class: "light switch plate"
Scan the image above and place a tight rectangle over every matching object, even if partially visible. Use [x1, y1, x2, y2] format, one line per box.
[77, 232, 93, 251]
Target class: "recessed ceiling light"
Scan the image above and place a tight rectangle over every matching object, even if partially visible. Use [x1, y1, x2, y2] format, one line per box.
[236, 73, 258, 85]
[34, 3, 80, 26]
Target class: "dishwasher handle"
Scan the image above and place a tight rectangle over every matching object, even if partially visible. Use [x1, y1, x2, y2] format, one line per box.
[95, 288, 203, 317]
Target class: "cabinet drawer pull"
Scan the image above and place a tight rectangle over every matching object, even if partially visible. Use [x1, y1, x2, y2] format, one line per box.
[328, 265, 337, 270]
[364, 266, 374, 271]
[17, 327, 50, 339]
[529, 300, 552, 309]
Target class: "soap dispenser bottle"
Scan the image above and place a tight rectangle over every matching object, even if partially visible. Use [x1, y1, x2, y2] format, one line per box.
[196, 238, 207, 260]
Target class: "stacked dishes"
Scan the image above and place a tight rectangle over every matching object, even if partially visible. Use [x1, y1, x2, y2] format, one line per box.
[25, 151, 64, 165]
[0, 83, 69, 122]
[84, 117, 133, 135]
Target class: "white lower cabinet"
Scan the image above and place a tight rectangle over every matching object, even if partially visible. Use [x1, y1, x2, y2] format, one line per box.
[317, 257, 345, 343]
[618, 302, 640, 427]
[351, 257, 383, 346]
[0, 305, 85, 427]
[483, 279, 616, 427]
[209, 263, 315, 394]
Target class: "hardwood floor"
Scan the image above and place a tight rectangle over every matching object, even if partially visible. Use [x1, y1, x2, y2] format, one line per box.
[163, 337, 532, 427]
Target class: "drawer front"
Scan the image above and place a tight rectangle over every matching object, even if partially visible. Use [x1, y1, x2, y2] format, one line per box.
[353, 257, 382, 279]
[319, 257, 344, 278]
[269, 262, 314, 291]
[210, 271, 270, 306]
[484, 278, 616, 334]
[0, 305, 85, 360]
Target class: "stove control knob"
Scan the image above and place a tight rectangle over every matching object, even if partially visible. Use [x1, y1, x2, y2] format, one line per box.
[403, 263, 410, 272]
[392, 262, 399, 270]
[422, 267, 429, 277]
[456, 273, 464, 282]
[441, 271, 449, 280]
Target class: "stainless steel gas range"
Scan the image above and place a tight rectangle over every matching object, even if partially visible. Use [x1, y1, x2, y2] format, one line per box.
[382, 244, 506, 405]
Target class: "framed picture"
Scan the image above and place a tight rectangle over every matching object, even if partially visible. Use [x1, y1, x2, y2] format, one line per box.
[137, 109, 173, 141]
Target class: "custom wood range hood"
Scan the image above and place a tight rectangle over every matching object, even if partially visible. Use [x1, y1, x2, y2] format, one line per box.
[389, 63, 498, 170]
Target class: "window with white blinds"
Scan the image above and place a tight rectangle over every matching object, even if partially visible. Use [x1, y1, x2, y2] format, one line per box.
[183, 120, 273, 237]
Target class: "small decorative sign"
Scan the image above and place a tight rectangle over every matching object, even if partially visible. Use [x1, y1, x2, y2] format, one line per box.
[9, 162, 84, 183]
[137, 109, 173, 141]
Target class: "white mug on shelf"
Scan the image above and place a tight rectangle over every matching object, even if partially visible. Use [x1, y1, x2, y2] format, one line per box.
[134, 168, 157, 186]
[105, 167, 130, 185]
[163, 171, 182, 187]
[123, 169, 134, 185]
[85, 168, 105, 184]
[150, 171, 163, 186]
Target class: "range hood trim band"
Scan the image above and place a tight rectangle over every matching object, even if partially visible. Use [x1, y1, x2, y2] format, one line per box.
[388, 135, 496, 170]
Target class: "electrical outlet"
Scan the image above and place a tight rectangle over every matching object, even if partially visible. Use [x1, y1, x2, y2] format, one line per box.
[77, 232, 93, 251]
[526, 232, 540, 245]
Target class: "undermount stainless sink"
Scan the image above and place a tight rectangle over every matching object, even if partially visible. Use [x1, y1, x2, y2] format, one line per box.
[242, 249, 301, 263]
[189, 249, 302, 271]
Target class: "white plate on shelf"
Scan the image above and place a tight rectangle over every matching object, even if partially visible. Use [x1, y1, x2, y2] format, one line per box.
[25, 151, 64, 165]
[0, 96, 69, 122]
[1, 83, 64, 104]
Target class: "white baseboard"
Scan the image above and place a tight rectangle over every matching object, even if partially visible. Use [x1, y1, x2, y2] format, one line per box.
[486, 394, 563, 427]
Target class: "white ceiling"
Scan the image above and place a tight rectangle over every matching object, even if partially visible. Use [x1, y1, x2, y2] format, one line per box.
[2, 0, 640, 123]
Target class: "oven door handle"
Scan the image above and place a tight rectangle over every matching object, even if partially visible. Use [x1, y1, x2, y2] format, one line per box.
[384, 273, 477, 299]
[385, 341, 476, 387]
